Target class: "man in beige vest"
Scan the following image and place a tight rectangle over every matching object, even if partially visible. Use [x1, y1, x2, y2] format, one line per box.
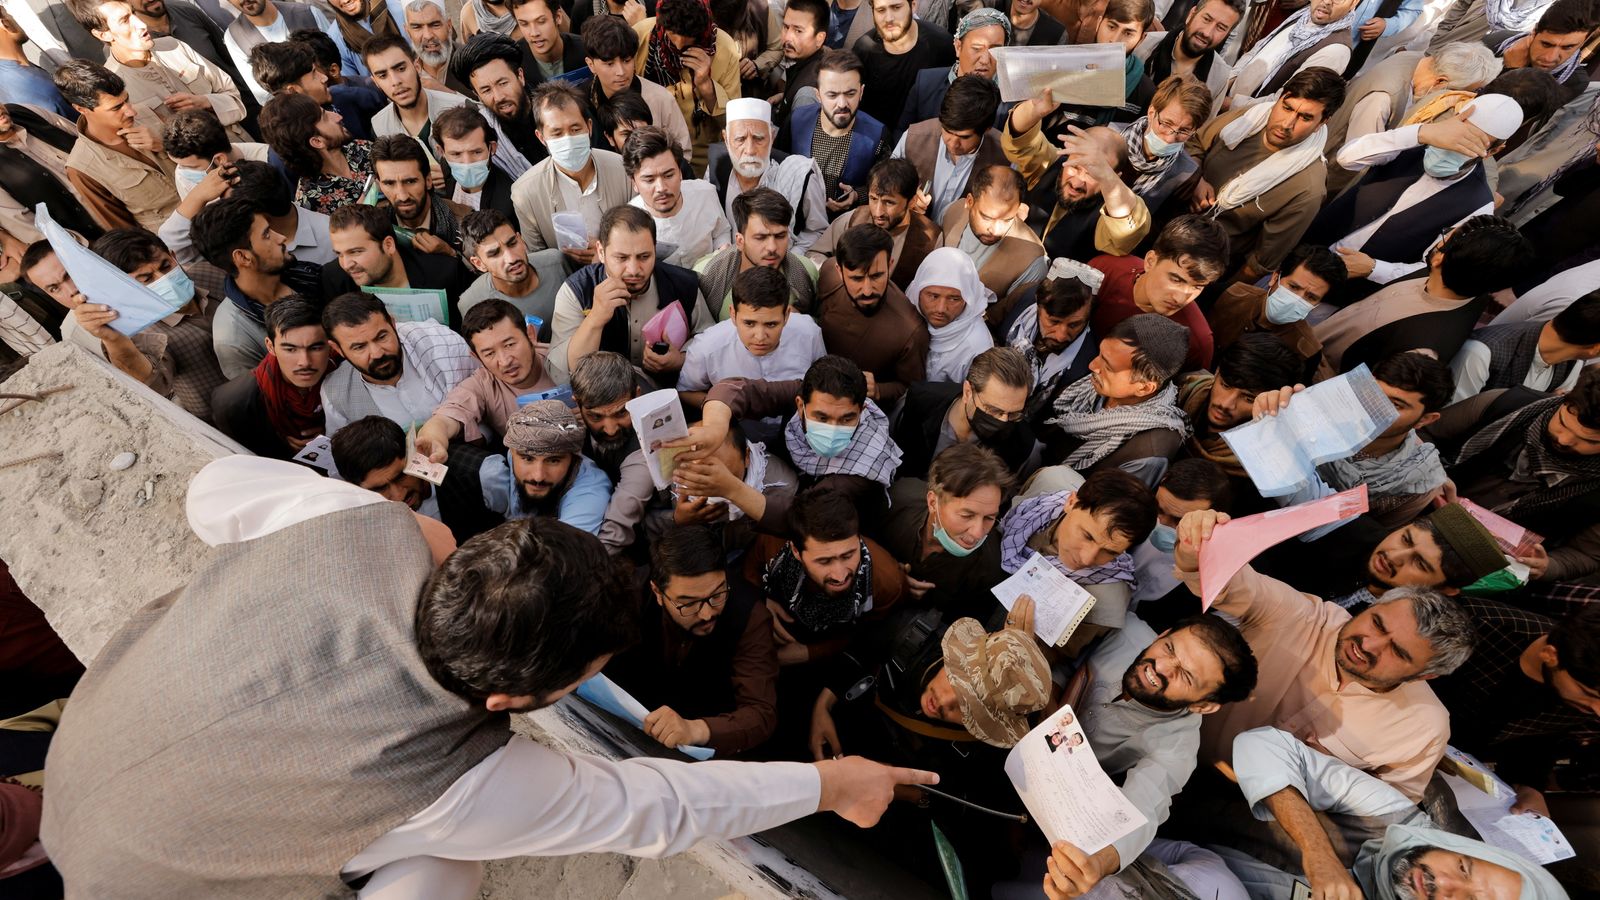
[41, 456, 936, 898]
[55, 59, 180, 232]
[940, 164, 1047, 333]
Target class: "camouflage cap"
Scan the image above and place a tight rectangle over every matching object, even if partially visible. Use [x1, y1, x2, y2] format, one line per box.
[503, 399, 585, 456]
[941, 618, 1051, 748]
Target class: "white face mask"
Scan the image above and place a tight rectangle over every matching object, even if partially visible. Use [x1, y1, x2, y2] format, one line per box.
[1263, 283, 1315, 325]
[546, 133, 592, 172]
[174, 166, 207, 198]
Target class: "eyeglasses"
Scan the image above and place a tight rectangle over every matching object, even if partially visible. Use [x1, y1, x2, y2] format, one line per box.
[972, 397, 1027, 423]
[1152, 113, 1196, 141]
[667, 585, 731, 616]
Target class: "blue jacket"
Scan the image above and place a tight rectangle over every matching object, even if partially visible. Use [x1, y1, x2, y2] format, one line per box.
[483, 454, 613, 534]
[785, 104, 886, 192]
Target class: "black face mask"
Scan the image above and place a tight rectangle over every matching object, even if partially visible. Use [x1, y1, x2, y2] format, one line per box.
[969, 403, 1017, 443]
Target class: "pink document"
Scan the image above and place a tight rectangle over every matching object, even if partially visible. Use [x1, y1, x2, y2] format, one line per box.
[1198, 485, 1369, 610]
[642, 301, 689, 349]
[1455, 498, 1543, 558]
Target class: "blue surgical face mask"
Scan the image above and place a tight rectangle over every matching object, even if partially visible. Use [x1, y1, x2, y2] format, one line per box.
[804, 419, 856, 457]
[931, 496, 984, 557]
[1144, 130, 1183, 158]
[147, 266, 195, 308]
[1149, 523, 1178, 553]
[450, 158, 490, 189]
[1422, 146, 1474, 179]
[546, 133, 592, 172]
[174, 166, 207, 194]
[1263, 284, 1315, 325]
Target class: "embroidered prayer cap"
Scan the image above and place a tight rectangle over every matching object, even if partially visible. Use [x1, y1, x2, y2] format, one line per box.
[1113, 313, 1190, 383]
[941, 618, 1051, 748]
[725, 98, 772, 126]
[1046, 258, 1105, 294]
[504, 399, 586, 456]
[1459, 94, 1525, 142]
[1426, 503, 1510, 581]
[955, 6, 1012, 39]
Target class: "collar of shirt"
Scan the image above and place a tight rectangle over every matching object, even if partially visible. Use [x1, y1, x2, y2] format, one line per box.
[555, 165, 600, 197]
[161, 289, 212, 328]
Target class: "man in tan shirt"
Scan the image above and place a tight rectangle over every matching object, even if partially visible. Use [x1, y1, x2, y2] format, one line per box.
[1171, 506, 1476, 802]
[55, 60, 180, 233]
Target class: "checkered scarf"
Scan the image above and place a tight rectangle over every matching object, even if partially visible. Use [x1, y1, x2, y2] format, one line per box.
[763, 537, 874, 640]
[998, 490, 1137, 585]
[1452, 396, 1600, 519]
[1113, 116, 1182, 195]
[1046, 377, 1189, 470]
[646, 0, 717, 86]
[784, 399, 902, 486]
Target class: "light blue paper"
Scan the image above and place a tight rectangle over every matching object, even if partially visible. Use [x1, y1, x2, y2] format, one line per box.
[35, 202, 184, 336]
[574, 674, 716, 760]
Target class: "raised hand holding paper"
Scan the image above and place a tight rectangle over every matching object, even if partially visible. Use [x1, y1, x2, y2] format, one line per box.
[35, 203, 182, 336]
[990, 553, 1097, 648]
[1198, 486, 1368, 609]
[1223, 365, 1397, 498]
[626, 389, 690, 490]
[1438, 746, 1574, 864]
[1004, 708, 1146, 853]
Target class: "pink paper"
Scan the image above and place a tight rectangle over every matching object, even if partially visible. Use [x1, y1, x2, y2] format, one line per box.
[642, 301, 689, 348]
[1455, 498, 1542, 558]
[1198, 485, 1369, 610]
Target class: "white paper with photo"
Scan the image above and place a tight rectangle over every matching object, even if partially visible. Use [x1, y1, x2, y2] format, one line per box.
[1440, 746, 1574, 864]
[1222, 364, 1397, 498]
[991, 44, 1127, 106]
[990, 552, 1096, 648]
[35, 203, 184, 336]
[292, 434, 337, 474]
[625, 389, 690, 490]
[573, 674, 715, 760]
[1005, 707, 1147, 853]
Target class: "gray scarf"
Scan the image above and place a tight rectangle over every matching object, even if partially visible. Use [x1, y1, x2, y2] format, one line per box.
[1112, 117, 1180, 196]
[1319, 432, 1445, 518]
[1046, 377, 1189, 469]
[471, 0, 518, 35]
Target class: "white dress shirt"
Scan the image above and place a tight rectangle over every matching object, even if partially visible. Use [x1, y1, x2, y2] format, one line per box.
[1448, 335, 1584, 401]
[677, 312, 826, 390]
[890, 131, 981, 224]
[1492, 257, 1600, 325]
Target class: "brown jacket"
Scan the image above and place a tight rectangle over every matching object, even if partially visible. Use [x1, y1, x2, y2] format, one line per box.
[1209, 282, 1324, 370]
[64, 115, 179, 233]
[902, 120, 1010, 208]
[808, 205, 944, 290]
[814, 259, 930, 405]
[940, 203, 1047, 331]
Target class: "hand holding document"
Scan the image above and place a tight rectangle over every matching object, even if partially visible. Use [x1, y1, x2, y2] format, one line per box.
[990, 44, 1127, 106]
[1005, 708, 1147, 854]
[1438, 746, 1573, 864]
[403, 426, 447, 486]
[625, 389, 690, 490]
[1197, 486, 1368, 609]
[1223, 365, 1398, 498]
[991, 553, 1097, 648]
[35, 203, 182, 336]
[574, 674, 715, 760]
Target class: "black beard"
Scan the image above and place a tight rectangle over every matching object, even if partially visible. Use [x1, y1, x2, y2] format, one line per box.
[1120, 658, 1190, 712]
[587, 426, 636, 477]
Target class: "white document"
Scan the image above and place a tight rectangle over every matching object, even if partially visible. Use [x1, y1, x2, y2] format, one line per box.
[1439, 747, 1574, 865]
[1222, 364, 1398, 498]
[1005, 707, 1148, 854]
[573, 673, 715, 760]
[552, 210, 593, 252]
[625, 389, 690, 490]
[991, 552, 1097, 648]
[35, 203, 184, 336]
[292, 434, 337, 474]
[990, 44, 1128, 106]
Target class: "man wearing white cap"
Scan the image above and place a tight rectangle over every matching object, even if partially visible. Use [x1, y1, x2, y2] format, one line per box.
[708, 96, 829, 254]
[1308, 92, 1524, 303]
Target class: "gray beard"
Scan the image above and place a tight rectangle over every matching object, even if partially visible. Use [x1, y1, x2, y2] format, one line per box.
[418, 41, 453, 68]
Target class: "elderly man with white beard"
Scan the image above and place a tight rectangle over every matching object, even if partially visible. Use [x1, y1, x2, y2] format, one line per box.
[706, 98, 829, 254]
[405, 0, 473, 94]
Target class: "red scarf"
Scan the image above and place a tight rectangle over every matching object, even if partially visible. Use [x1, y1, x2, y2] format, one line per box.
[646, 0, 717, 84]
[253, 353, 326, 441]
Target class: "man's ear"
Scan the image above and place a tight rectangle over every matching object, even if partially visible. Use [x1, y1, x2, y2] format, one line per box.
[1143, 249, 1159, 271]
[794, 394, 806, 418]
[1133, 378, 1160, 398]
[327, 340, 346, 359]
[1015, 202, 1029, 223]
[1417, 411, 1441, 431]
[1187, 700, 1221, 715]
[263, 336, 275, 354]
[381, 235, 398, 255]
[232, 246, 255, 273]
[468, 252, 486, 274]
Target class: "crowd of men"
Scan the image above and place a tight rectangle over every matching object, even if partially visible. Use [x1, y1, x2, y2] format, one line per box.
[1, 0, 1599, 895]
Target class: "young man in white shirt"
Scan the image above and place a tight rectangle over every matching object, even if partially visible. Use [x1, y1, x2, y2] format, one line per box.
[623, 125, 730, 268]
[679, 264, 826, 408]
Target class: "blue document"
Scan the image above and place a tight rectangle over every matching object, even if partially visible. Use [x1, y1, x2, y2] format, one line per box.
[575, 674, 716, 760]
[35, 203, 184, 336]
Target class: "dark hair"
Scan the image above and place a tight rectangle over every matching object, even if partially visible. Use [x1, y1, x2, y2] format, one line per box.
[1169, 613, 1258, 704]
[361, 33, 416, 64]
[940, 73, 1002, 134]
[462, 298, 528, 344]
[788, 487, 860, 547]
[433, 105, 495, 151]
[1103, 0, 1155, 26]
[659, 0, 712, 38]
[1549, 603, 1600, 689]
[1437, 215, 1534, 296]
[260, 92, 327, 180]
[731, 265, 790, 310]
[800, 354, 868, 405]
[621, 125, 681, 177]
[928, 441, 1015, 498]
[1037, 273, 1094, 318]
[265, 295, 325, 341]
[1280, 66, 1346, 118]
[1152, 214, 1230, 283]
[288, 29, 342, 68]
[570, 351, 636, 408]
[597, 90, 654, 144]
[19, 241, 56, 280]
[1372, 351, 1453, 415]
[649, 525, 725, 589]
[250, 41, 318, 94]
[1480, 68, 1562, 135]
[1535, 0, 1597, 34]
[330, 415, 407, 483]
[966, 345, 1031, 392]
[329, 204, 396, 244]
[453, 32, 525, 86]
[835, 224, 894, 272]
[732, 186, 792, 234]
[89, 229, 166, 274]
[1215, 333, 1301, 395]
[970, 163, 1024, 203]
[530, 80, 590, 130]
[582, 14, 642, 60]
[64, 0, 111, 31]
[1160, 458, 1232, 512]
[370, 132, 431, 177]
[1410, 517, 1480, 587]
[818, 47, 864, 79]
[507, 0, 559, 13]
[1561, 365, 1600, 430]
[867, 158, 919, 201]
[416, 518, 639, 703]
[787, 0, 830, 33]
[1279, 244, 1347, 286]
[598, 203, 656, 244]
[53, 59, 123, 110]
[462, 208, 516, 256]
[322, 290, 392, 335]
[1551, 289, 1600, 346]
[1074, 468, 1159, 546]
[1107, 315, 1186, 384]
[229, 159, 294, 218]
[162, 110, 231, 160]
[190, 198, 261, 276]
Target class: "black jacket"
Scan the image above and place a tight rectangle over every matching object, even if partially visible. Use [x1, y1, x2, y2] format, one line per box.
[320, 244, 477, 331]
[890, 381, 1037, 480]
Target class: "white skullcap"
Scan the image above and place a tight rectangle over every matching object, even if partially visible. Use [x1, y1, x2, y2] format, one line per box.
[725, 98, 773, 126]
[1461, 94, 1524, 141]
